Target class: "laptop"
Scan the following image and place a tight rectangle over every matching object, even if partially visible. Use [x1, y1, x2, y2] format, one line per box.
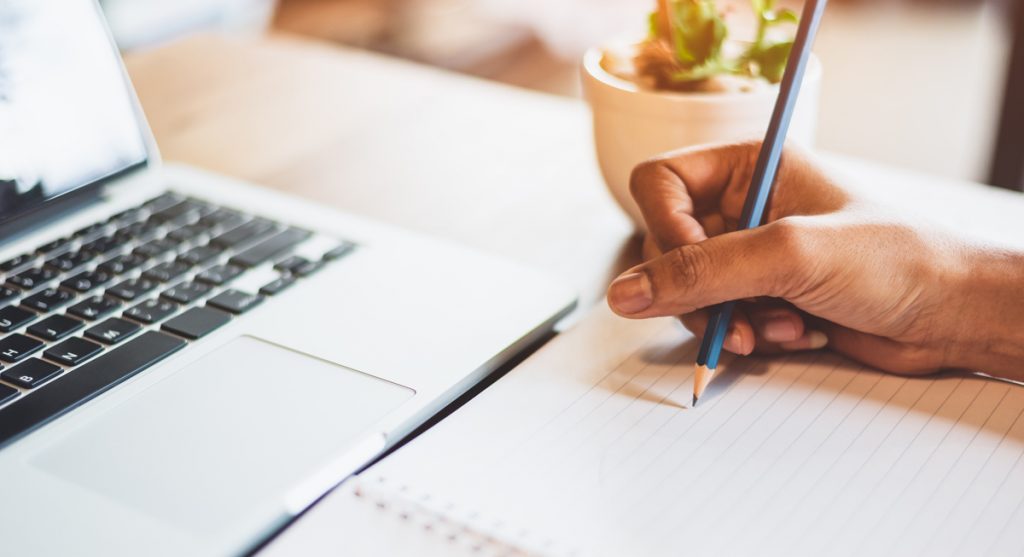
[0, 2, 575, 555]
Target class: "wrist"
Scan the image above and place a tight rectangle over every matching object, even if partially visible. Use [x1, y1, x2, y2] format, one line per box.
[946, 247, 1024, 379]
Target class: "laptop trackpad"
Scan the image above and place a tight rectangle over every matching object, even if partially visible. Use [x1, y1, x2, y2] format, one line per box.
[32, 336, 414, 536]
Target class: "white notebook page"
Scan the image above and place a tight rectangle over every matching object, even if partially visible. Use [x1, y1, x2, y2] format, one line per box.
[267, 304, 1024, 557]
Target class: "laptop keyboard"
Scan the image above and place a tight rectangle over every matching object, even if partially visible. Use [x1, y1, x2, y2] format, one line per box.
[0, 192, 356, 447]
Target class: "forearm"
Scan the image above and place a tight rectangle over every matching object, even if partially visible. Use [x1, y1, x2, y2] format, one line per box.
[949, 248, 1024, 380]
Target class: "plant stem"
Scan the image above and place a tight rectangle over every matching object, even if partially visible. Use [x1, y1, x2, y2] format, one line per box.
[656, 0, 672, 42]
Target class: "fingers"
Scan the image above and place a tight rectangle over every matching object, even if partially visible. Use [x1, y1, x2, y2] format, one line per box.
[748, 306, 805, 343]
[630, 144, 752, 251]
[680, 309, 755, 355]
[608, 221, 808, 318]
[629, 142, 850, 254]
[680, 303, 826, 356]
[641, 233, 661, 262]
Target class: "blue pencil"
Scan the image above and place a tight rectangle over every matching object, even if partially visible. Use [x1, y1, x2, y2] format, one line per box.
[692, 0, 829, 406]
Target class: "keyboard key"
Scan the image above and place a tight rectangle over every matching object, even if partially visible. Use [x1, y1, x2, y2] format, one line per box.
[195, 264, 244, 286]
[149, 199, 211, 224]
[7, 267, 57, 290]
[0, 286, 17, 304]
[27, 315, 84, 341]
[0, 334, 44, 363]
[21, 288, 75, 312]
[67, 296, 121, 321]
[0, 384, 17, 405]
[80, 236, 122, 257]
[124, 299, 178, 324]
[1, 359, 61, 389]
[37, 237, 72, 254]
[133, 238, 178, 259]
[322, 242, 356, 261]
[44, 250, 91, 272]
[108, 207, 147, 225]
[161, 281, 211, 304]
[144, 192, 186, 212]
[142, 261, 191, 283]
[178, 244, 222, 266]
[167, 223, 211, 243]
[60, 270, 112, 293]
[0, 305, 36, 332]
[85, 318, 141, 345]
[230, 228, 311, 268]
[274, 255, 309, 273]
[98, 253, 148, 275]
[294, 260, 325, 277]
[0, 253, 35, 273]
[198, 208, 247, 231]
[114, 219, 160, 239]
[0, 331, 185, 447]
[107, 278, 157, 301]
[259, 276, 295, 296]
[44, 337, 104, 366]
[211, 218, 277, 248]
[162, 307, 231, 339]
[207, 289, 263, 314]
[73, 222, 111, 239]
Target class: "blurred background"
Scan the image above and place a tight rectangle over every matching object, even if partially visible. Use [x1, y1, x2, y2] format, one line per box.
[98, 0, 1021, 188]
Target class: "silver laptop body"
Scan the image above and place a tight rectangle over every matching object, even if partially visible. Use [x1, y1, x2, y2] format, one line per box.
[0, 2, 575, 555]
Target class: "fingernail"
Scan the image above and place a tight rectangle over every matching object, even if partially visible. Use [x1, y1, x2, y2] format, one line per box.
[762, 316, 799, 342]
[727, 327, 749, 355]
[608, 273, 653, 314]
[780, 330, 828, 351]
[806, 330, 829, 349]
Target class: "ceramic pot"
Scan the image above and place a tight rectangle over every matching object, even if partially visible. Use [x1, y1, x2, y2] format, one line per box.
[581, 46, 822, 227]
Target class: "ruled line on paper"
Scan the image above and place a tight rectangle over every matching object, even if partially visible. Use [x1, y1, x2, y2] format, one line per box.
[762, 375, 940, 550]
[351, 308, 1024, 557]
[853, 381, 1007, 556]
[618, 352, 829, 544]
[883, 383, 1014, 557]
[642, 358, 857, 550]
[624, 355, 839, 553]
[949, 399, 1024, 557]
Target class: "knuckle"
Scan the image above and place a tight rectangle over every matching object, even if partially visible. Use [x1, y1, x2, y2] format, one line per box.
[662, 245, 711, 304]
[766, 217, 816, 295]
[771, 217, 813, 260]
[727, 139, 764, 170]
[628, 159, 664, 201]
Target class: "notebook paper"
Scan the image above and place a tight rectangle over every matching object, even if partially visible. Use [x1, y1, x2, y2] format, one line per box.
[264, 305, 1024, 557]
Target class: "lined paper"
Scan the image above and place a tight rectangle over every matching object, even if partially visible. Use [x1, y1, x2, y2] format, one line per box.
[266, 305, 1024, 557]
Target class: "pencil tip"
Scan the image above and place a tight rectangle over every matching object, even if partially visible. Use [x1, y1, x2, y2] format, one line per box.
[692, 394, 698, 407]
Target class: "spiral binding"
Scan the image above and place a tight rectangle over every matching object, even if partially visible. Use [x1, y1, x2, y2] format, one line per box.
[350, 475, 579, 557]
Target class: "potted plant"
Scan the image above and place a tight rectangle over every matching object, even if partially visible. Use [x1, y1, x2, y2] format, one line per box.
[582, 0, 821, 226]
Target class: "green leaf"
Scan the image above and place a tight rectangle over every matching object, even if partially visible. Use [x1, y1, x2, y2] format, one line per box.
[647, 10, 660, 40]
[771, 8, 799, 24]
[669, 57, 739, 83]
[668, 0, 728, 67]
[750, 40, 793, 83]
[639, 0, 798, 86]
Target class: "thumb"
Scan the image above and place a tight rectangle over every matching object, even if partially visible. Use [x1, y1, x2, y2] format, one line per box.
[607, 221, 804, 318]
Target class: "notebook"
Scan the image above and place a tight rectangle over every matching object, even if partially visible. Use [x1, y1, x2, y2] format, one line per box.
[262, 304, 1024, 557]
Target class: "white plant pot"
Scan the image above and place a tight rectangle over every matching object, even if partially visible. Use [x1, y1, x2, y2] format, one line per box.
[581, 46, 822, 227]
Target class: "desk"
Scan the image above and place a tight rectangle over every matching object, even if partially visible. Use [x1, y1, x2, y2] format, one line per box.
[125, 33, 1024, 310]
[126, 33, 1024, 555]
[126, 33, 636, 317]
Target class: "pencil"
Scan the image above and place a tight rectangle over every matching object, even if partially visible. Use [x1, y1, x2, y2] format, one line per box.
[692, 0, 829, 407]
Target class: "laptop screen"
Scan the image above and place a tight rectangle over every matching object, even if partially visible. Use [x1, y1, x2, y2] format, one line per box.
[0, 0, 149, 226]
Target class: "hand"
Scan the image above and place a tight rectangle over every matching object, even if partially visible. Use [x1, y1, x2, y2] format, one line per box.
[606, 142, 1024, 380]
